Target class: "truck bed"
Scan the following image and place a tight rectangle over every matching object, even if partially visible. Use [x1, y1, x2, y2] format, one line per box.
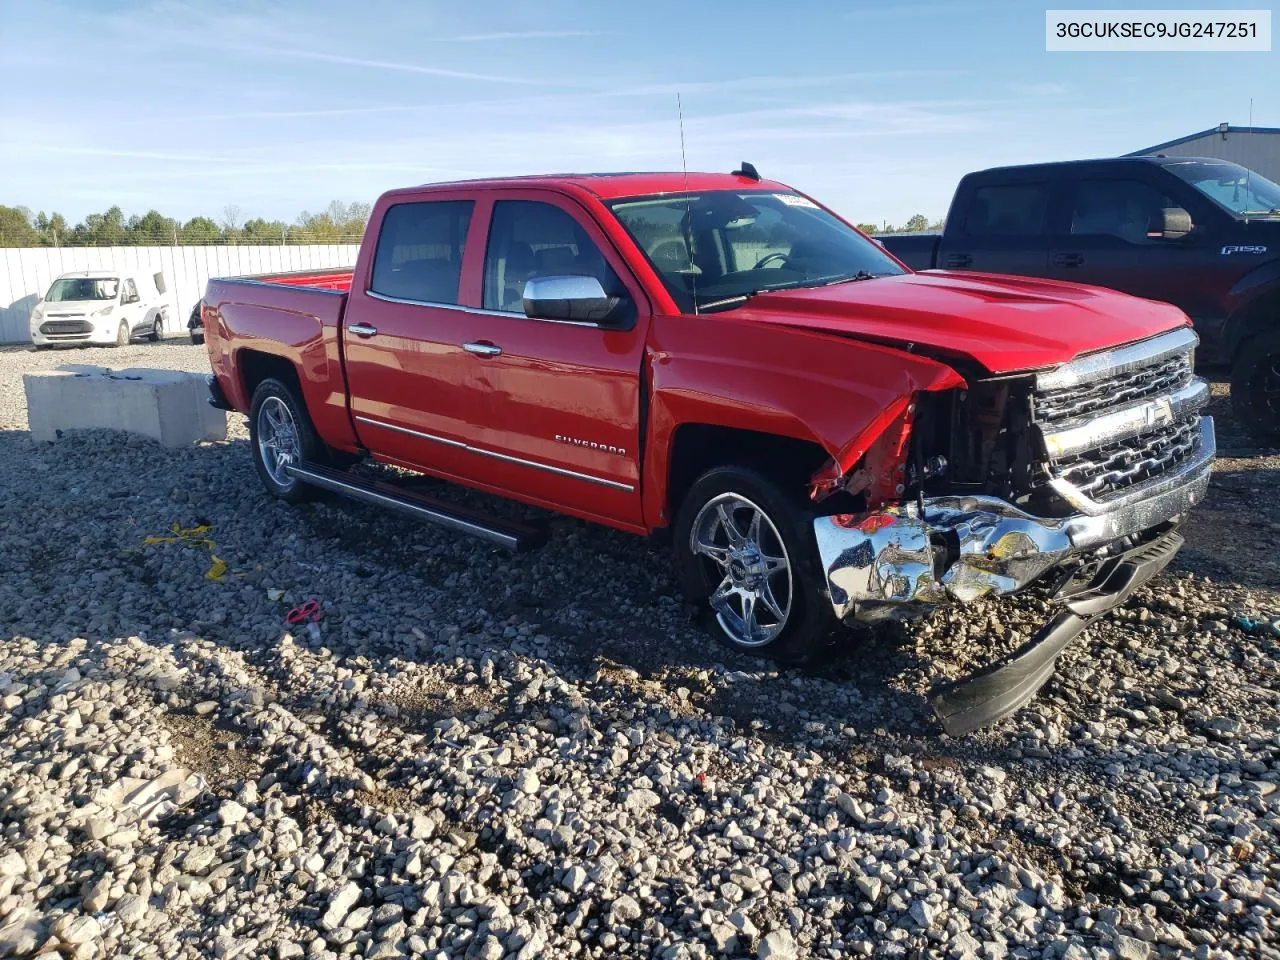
[234, 268, 354, 292]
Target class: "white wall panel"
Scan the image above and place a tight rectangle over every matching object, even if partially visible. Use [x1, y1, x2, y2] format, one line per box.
[1, 244, 360, 342]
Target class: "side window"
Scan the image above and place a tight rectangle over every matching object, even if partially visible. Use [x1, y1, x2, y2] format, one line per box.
[965, 184, 1050, 237]
[483, 200, 621, 313]
[370, 200, 473, 304]
[1070, 180, 1175, 244]
[123, 279, 138, 303]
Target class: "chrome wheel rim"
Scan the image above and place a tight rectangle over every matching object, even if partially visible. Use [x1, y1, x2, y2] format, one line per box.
[257, 396, 300, 487]
[689, 493, 792, 647]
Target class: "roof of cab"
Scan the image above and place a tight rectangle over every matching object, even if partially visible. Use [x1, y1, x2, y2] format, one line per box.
[385, 171, 795, 202]
[55, 270, 122, 279]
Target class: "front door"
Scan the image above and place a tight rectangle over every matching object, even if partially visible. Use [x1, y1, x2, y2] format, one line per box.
[1048, 175, 1223, 321]
[454, 194, 649, 527]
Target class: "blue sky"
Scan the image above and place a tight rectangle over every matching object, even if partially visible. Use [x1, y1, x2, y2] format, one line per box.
[0, 0, 1275, 227]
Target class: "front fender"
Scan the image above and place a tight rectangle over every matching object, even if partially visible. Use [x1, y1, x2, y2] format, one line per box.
[641, 314, 964, 528]
[1222, 257, 1280, 357]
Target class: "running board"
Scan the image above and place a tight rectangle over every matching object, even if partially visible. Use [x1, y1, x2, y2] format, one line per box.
[285, 462, 546, 552]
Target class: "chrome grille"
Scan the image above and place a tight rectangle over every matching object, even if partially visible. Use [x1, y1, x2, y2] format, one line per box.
[1035, 352, 1191, 422]
[1054, 415, 1201, 500]
[1033, 328, 1210, 507]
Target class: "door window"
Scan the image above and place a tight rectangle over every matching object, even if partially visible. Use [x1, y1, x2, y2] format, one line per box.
[370, 200, 474, 304]
[123, 279, 139, 303]
[965, 184, 1050, 237]
[483, 200, 621, 313]
[1069, 180, 1175, 245]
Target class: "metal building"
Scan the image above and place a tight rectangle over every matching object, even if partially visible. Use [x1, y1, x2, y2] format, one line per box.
[1126, 124, 1280, 181]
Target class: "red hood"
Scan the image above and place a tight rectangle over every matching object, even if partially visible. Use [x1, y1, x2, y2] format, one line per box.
[735, 270, 1191, 374]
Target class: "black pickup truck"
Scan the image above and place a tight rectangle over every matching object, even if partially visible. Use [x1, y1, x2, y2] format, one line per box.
[880, 157, 1280, 439]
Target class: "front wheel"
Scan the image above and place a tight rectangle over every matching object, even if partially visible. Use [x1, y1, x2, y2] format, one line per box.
[1231, 328, 1280, 444]
[113, 321, 129, 347]
[673, 465, 839, 662]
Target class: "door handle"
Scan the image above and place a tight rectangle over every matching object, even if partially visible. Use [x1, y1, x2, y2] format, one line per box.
[1052, 253, 1084, 268]
[463, 341, 503, 358]
[944, 253, 972, 268]
[348, 323, 378, 337]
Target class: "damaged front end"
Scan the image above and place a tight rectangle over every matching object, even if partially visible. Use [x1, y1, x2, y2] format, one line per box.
[811, 327, 1215, 735]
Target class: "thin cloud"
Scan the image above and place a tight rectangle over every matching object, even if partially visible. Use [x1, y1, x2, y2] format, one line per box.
[426, 30, 606, 42]
[216, 42, 553, 84]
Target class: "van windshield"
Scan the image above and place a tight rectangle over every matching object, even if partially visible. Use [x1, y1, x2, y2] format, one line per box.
[609, 191, 903, 312]
[1165, 160, 1280, 217]
[46, 277, 119, 302]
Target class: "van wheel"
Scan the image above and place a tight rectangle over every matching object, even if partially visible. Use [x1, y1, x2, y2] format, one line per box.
[1231, 328, 1280, 444]
[190, 331, 205, 345]
[114, 321, 129, 347]
[150, 317, 163, 341]
[672, 465, 839, 663]
[249, 378, 325, 503]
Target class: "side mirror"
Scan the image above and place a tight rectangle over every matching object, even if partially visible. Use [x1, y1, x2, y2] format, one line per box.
[523, 275, 632, 325]
[1147, 207, 1193, 241]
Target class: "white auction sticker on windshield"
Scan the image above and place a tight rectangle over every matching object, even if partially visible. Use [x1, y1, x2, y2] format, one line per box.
[776, 194, 818, 208]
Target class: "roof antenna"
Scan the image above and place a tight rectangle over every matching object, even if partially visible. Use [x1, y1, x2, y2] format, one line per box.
[1244, 98, 1254, 224]
[678, 92, 699, 315]
[731, 161, 760, 181]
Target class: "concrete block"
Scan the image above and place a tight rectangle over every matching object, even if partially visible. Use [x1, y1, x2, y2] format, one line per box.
[24, 365, 227, 448]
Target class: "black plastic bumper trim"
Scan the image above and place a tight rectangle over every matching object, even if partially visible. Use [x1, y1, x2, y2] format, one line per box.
[928, 529, 1184, 736]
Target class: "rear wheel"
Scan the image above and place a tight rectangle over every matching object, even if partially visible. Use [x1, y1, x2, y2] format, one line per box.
[673, 465, 839, 663]
[150, 317, 163, 341]
[1231, 327, 1280, 443]
[190, 331, 205, 345]
[249, 378, 326, 503]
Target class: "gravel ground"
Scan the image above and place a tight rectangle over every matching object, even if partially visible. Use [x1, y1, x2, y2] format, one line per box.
[1, 341, 1278, 960]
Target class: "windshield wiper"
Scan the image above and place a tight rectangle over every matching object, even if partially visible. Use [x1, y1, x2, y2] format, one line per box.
[697, 271, 888, 312]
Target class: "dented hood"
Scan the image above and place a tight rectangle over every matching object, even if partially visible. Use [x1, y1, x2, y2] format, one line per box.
[737, 270, 1192, 374]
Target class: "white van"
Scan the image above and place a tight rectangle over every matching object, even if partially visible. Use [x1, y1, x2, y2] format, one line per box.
[30, 270, 170, 348]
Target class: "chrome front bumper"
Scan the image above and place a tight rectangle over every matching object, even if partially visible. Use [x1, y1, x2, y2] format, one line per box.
[815, 417, 1214, 621]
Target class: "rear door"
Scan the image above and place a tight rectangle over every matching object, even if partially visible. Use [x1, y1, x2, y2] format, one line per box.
[340, 195, 483, 477]
[942, 179, 1056, 276]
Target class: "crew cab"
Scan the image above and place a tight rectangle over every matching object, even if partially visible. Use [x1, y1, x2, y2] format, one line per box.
[31, 269, 169, 347]
[203, 169, 1215, 735]
[878, 157, 1280, 439]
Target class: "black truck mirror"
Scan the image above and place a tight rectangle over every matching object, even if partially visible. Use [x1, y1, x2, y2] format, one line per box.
[1147, 207, 1193, 241]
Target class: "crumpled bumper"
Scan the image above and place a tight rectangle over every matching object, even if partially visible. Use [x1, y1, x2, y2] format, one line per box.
[813, 417, 1214, 733]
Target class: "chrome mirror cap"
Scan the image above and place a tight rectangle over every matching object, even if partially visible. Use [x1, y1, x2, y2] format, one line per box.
[523, 275, 631, 325]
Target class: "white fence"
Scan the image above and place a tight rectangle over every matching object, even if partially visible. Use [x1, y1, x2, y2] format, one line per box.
[0, 245, 361, 344]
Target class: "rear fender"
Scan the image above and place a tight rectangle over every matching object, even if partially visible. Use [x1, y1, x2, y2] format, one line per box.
[642, 315, 964, 528]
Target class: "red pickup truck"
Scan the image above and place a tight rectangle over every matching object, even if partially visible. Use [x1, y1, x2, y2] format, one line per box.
[203, 168, 1214, 734]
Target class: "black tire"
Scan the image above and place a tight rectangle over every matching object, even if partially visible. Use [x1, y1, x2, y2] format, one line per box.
[248, 378, 326, 504]
[113, 321, 129, 347]
[150, 316, 162, 342]
[673, 465, 839, 663]
[190, 331, 205, 346]
[1231, 328, 1280, 444]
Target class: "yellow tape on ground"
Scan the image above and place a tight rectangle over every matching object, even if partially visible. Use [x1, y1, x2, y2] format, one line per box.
[142, 523, 229, 581]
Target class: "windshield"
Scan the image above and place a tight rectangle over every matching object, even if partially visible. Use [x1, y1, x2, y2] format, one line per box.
[46, 277, 119, 302]
[609, 191, 904, 312]
[1164, 160, 1280, 217]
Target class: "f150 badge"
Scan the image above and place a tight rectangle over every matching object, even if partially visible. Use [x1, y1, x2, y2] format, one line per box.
[556, 434, 627, 456]
[1221, 245, 1268, 255]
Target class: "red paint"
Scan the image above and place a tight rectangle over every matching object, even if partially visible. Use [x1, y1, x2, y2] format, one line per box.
[206, 173, 1193, 536]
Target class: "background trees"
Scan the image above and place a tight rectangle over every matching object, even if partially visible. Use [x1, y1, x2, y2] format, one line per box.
[0, 202, 372, 246]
